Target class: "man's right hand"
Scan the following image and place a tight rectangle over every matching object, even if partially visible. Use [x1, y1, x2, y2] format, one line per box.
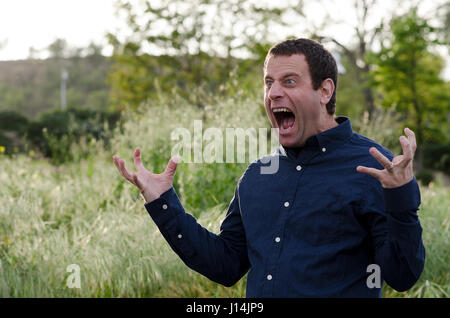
[113, 148, 179, 203]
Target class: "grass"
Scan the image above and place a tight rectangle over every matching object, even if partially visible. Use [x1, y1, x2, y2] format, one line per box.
[0, 153, 247, 297]
[0, 94, 448, 297]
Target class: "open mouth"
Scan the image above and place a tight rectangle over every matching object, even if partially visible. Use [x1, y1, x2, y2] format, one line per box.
[273, 107, 295, 132]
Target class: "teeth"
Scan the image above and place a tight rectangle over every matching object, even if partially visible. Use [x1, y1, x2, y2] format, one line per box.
[273, 108, 292, 113]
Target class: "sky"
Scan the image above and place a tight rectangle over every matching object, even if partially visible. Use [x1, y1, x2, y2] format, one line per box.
[0, 0, 123, 60]
[0, 0, 448, 79]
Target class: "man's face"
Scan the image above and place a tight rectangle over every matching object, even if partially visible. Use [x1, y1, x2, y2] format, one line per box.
[264, 54, 326, 148]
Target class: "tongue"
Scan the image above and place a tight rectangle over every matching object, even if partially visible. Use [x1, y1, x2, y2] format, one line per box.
[282, 115, 295, 129]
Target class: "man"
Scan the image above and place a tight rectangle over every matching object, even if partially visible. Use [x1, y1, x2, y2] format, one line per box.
[113, 38, 425, 297]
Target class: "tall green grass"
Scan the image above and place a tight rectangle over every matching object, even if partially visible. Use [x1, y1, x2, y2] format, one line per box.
[0, 93, 448, 297]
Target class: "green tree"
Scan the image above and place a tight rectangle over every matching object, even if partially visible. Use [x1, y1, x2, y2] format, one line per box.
[370, 7, 450, 171]
[106, 0, 303, 111]
[310, 0, 384, 119]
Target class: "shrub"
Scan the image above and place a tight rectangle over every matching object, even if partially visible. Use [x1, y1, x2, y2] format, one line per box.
[0, 110, 29, 134]
[0, 111, 30, 154]
[25, 107, 121, 164]
[416, 169, 435, 186]
[424, 142, 450, 175]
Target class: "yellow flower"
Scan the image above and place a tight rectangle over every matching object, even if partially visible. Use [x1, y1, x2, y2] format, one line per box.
[29, 150, 36, 157]
[0, 146, 5, 153]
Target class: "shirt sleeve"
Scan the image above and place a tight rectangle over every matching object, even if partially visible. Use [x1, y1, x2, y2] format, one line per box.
[362, 177, 426, 292]
[144, 184, 250, 287]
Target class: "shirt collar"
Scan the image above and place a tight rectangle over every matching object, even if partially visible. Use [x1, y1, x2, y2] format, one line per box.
[278, 116, 353, 160]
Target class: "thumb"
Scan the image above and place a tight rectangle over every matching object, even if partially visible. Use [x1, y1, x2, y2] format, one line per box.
[164, 155, 179, 177]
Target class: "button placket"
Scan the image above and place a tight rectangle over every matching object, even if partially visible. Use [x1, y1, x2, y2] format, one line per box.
[263, 159, 302, 297]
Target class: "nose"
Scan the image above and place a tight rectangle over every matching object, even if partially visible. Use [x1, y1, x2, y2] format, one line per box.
[268, 81, 284, 101]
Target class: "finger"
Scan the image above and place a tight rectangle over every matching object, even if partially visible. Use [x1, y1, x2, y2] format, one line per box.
[164, 155, 179, 177]
[133, 147, 146, 172]
[119, 159, 136, 184]
[113, 156, 127, 178]
[369, 147, 392, 171]
[398, 135, 413, 168]
[113, 155, 120, 170]
[356, 165, 383, 180]
[404, 128, 417, 155]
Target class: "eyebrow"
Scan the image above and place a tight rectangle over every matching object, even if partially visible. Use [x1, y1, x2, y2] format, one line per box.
[264, 72, 301, 80]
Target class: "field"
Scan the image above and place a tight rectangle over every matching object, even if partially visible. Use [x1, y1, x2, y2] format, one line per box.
[0, 95, 448, 297]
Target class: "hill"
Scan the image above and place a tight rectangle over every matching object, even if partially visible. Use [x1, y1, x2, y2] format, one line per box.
[0, 55, 112, 120]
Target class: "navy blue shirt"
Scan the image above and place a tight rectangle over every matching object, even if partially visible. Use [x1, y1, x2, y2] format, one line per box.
[145, 117, 425, 297]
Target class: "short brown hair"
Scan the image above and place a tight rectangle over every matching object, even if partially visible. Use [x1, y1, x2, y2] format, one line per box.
[265, 38, 338, 115]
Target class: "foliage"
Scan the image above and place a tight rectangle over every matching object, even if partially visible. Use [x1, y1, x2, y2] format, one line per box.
[0, 111, 30, 154]
[424, 142, 450, 175]
[21, 107, 121, 165]
[0, 110, 29, 133]
[369, 8, 450, 170]
[106, 0, 302, 110]
[382, 184, 450, 298]
[415, 169, 435, 186]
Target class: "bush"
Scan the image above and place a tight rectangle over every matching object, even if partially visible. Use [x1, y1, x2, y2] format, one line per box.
[25, 107, 121, 164]
[416, 169, 434, 186]
[0, 130, 13, 153]
[424, 142, 450, 175]
[0, 111, 30, 154]
[0, 110, 29, 134]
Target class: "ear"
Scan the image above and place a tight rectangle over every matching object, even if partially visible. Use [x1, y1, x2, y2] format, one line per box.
[319, 78, 334, 106]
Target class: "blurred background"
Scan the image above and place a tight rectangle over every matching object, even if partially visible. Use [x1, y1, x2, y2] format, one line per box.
[0, 0, 449, 180]
[0, 0, 449, 297]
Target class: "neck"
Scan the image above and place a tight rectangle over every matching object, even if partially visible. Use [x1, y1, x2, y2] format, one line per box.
[319, 114, 338, 133]
[310, 111, 337, 137]
[295, 114, 337, 148]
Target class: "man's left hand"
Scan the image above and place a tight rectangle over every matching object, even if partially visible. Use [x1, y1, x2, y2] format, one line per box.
[356, 128, 416, 189]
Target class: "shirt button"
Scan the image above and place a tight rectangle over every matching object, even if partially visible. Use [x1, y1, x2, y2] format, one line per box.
[284, 201, 289, 207]
[162, 204, 168, 210]
[177, 234, 182, 239]
[275, 237, 281, 243]
[267, 274, 273, 281]
[296, 165, 302, 171]
[322, 147, 326, 152]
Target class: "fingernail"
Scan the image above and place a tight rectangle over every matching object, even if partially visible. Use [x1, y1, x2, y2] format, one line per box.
[172, 155, 179, 164]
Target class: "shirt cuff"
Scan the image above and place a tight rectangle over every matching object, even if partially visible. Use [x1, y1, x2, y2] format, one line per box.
[144, 187, 183, 226]
[383, 177, 421, 213]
